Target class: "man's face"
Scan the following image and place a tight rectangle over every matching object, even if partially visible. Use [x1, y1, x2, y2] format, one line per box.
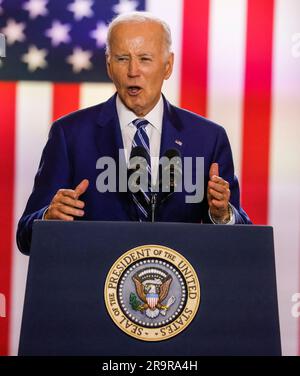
[106, 21, 174, 117]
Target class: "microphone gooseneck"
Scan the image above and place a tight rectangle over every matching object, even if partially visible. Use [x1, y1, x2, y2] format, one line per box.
[127, 147, 182, 223]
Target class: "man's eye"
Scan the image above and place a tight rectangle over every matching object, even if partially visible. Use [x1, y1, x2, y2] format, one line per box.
[141, 57, 151, 61]
[117, 57, 129, 62]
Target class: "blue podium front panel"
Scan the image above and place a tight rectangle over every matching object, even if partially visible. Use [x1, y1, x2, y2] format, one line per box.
[19, 221, 281, 356]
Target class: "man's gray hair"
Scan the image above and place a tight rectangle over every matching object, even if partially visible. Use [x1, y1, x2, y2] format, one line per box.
[106, 11, 172, 55]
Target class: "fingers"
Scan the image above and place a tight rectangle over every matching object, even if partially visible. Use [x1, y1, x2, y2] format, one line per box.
[46, 210, 74, 221]
[207, 166, 231, 221]
[209, 189, 226, 201]
[44, 206, 75, 221]
[59, 194, 85, 209]
[55, 203, 85, 217]
[207, 187, 230, 221]
[208, 189, 230, 208]
[208, 175, 230, 197]
[45, 198, 85, 220]
[209, 162, 219, 179]
[209, 174, 227, 185]
[44, 180, 89, 221]
[210, 198, 229, 210]
[75, 179, 89, 198]
[208, 179, 229, 192]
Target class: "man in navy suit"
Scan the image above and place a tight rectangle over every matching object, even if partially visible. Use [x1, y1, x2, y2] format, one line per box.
[17, 12, 251, 254]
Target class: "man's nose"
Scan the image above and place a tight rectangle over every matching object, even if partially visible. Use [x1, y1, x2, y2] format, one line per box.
[127, 59, 140, 77]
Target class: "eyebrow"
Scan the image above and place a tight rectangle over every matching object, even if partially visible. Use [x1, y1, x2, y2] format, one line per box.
[114, 53, 154, 57]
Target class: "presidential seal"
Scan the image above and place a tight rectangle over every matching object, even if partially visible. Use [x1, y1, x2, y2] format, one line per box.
[104, 245, 200, 341]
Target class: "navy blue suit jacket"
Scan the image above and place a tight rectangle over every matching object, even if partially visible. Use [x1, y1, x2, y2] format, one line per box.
[17, 94, 251, 254]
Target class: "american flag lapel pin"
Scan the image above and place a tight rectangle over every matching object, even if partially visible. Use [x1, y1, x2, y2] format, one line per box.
[175, 139, 183, 147]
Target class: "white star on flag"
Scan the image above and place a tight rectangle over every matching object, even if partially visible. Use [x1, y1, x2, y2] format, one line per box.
[66, 47, 93, 73]
[67, 0, 94, 21]
[22, 45, 48, 71]
[23, 0, 48, 19]
[45, 20, 71, 47]
[113, 0, 138, 15]
[90, 22, 108, 47]
[2, 19, 26, 45]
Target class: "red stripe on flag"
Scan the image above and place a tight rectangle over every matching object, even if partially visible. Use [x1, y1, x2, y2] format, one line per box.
[241, 0, 274, 224]
[52, 83, 80, 122]
[180, 0, 210, 116]
[0, 82, 16, 355]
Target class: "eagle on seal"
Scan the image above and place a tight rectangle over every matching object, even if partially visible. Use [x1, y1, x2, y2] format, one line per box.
[132, 268, 173, 318]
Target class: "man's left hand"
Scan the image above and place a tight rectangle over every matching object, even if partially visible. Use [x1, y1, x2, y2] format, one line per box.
[207, 163, 231, 222]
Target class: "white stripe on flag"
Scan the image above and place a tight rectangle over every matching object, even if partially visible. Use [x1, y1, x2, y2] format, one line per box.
[10, 82, 52, 355]
[146, 0, 183, 106]
[269, 0, 300, 356]
[207, 0, 247, 179]
[79, 83, 115, 109]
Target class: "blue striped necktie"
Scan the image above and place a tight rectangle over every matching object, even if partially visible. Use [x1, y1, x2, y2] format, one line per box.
[131, 118, 152, 221]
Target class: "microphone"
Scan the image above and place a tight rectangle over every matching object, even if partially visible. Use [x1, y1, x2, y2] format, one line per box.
[129, 146, 149, 161]
[160, 149, 182, 197]
[151, 149, 182, 222]
[128, 146, 151, 220]
[128, 146, 150, 193]
[127, 147, 182, 222]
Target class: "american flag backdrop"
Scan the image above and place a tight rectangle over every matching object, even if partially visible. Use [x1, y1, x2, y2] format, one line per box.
[0, 0, 299, 356]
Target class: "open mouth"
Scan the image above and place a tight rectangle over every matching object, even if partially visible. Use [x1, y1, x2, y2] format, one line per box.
[127, 86, 142, 96]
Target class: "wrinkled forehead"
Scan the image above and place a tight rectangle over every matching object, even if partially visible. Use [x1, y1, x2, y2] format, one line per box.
[110, 21, 166, 50]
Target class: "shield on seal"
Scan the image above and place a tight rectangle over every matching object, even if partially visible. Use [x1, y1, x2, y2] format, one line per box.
[146, 293, 159, 309]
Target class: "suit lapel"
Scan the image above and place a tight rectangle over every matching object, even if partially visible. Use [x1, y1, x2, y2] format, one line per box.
[95, 93, 124, 161]
[94, 94, 137, 220]
[159, 96, 185, 158]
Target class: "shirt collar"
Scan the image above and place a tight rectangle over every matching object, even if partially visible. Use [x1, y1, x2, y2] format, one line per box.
[116, 94, 163, 133]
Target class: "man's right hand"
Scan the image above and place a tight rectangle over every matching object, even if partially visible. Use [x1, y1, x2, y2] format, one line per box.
[44, 179, 89, 220]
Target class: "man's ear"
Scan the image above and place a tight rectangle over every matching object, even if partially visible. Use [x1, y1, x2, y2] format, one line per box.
[164, 52, 174, 80]
[106, 54, 112, 80]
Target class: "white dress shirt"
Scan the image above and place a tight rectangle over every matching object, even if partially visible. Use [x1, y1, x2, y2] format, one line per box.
[116, 94, 163, 187]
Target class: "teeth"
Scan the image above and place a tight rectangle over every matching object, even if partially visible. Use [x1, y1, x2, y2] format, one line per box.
[128, 87, 141, 94]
